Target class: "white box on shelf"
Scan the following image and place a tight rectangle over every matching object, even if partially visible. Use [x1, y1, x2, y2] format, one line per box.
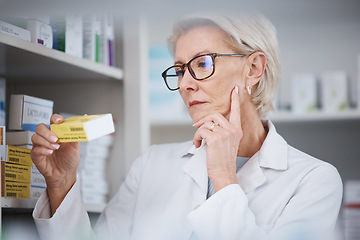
[82, 192, 107, 204]
[320, 71, 348, 112]
[85, 134, 114, 147]
[80, 169, 106, 182]
[79, 156, 107, 171]
[65, 15, 83, 58]
[83, 15, 101, 63]
[344, 180, 360, 205]
[291, 73, 317, 113]
[27, 19, 53, 48]
[80, 143, 110, 159]
[6, 131, 35, 145]
[31, 164, 46, 188]
[30, 185, 46, 199]
[0, 78, 6, 126]
[0, 20, 31, 41]
[81, 178, 109, 195]
[9, 94, 53, 131]
[101, 14, 115, 66]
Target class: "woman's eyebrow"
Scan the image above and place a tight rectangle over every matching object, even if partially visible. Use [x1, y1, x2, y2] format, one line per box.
[174, 50, 212, 65]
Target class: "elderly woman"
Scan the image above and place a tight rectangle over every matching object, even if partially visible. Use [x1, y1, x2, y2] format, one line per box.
[31, 14, 342, 240]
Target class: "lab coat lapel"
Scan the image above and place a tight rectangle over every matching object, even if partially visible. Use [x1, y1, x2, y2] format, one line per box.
[237, 120, 288, 193]
[182, 145, 208, 195]
[237, 152, 267, 193]
[159, 145, 208, 240]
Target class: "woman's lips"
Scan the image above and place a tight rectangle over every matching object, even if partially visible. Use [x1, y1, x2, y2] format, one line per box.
[189, 101, 207, 107]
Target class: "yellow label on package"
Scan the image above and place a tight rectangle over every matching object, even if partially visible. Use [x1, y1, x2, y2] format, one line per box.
[1, 145, 33, 166]
[2, 182, 30, 199]
[51, 114, 114, 143]
[1, 162, 31, 183]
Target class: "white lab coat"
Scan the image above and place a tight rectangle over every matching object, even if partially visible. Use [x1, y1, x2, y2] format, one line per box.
[33, 120, 343, 240]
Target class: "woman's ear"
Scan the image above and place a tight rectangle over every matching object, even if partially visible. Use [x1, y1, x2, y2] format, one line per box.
[245, 52, 267, 92]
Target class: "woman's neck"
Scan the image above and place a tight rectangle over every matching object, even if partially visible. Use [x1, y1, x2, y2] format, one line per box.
[237, 103, 267, 158]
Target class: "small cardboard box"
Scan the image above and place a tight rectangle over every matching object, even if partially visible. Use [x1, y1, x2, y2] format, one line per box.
[320, 71, 348, 112]
[51, 114, 115, 143]
[9, 94, 53, 131]
[291, 73, 317, 113]
[0, 145, 33, 166]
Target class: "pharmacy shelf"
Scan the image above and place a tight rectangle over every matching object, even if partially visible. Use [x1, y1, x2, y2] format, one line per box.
[268, 109, 360, 123]
[0, 32, 123, 82]
[1, 197, 106, 213]
[150, 109, 360, 127]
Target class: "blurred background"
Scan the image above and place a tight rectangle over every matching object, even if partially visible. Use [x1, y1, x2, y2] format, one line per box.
[0, 0, 360, 239]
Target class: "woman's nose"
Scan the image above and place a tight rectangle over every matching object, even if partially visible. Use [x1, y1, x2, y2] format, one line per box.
[178, 69, 198, 91]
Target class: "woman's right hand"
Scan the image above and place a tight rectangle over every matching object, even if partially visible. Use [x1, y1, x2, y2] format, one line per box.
[31, 114, 80, 215]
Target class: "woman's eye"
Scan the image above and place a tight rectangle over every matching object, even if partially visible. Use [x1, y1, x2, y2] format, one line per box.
[197, 60, 212, 71]
[176, 69, 184, 77]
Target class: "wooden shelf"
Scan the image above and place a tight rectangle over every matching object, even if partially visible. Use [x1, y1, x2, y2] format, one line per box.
[0, 32, 123, 82]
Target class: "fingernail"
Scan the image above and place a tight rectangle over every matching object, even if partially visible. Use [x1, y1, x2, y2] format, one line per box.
[50, 143, 60, 150]
[235, 86, 239, 94]
[55, 117, 62, 123]
[46, 149, 54, 155]
[50, 135, 58, 143]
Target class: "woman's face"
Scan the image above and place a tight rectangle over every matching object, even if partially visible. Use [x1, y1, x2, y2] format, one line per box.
[175, 25, 246, 123]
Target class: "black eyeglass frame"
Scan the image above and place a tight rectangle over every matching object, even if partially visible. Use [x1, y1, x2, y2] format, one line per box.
[162, 53, 246, 91]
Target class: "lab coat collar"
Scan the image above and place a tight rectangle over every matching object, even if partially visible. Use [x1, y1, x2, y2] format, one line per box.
[237, 120, 288, 193]
[182, 142, 208, 195]
[181, 120, 288, 194]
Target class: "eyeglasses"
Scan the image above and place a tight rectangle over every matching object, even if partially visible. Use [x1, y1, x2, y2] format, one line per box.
[162, 53, 246, 91]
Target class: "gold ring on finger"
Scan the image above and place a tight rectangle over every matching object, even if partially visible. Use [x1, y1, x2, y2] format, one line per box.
[209, 122, 219, 132]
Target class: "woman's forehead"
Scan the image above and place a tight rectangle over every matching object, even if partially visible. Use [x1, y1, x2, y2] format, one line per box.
[174, 26, 230, 63]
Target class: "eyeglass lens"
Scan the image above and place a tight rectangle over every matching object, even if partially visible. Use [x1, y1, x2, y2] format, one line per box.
[165, 55, 214, 90]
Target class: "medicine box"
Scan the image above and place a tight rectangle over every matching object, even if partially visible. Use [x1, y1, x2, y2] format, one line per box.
[51, 113, 115, 142]
[30, 185, 46, 200]
[27, 19, 53, 48]
[9, 94, 53, 131]
[65, 15, 83, 58]
[1, 161, 31, 183]
[6, 130, 35, 146]
[1, 181, 30, 199]
[320, 71, 348, 112]
[291, 73, 317, 113]
[0, 145, 33, 166]
[31, 165, 46, 187]
[0, 20, 31, 41]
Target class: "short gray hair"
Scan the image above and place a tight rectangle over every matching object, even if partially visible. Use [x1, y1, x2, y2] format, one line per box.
[168, 13, 281, 118]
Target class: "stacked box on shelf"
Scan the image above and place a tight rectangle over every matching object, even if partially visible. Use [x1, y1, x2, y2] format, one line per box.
[83, 14, 115, 66]
[26, 17, 53, 48]
[78, 134, 113, 204]
[0, 20, 31, 41]
[343, 180, 360, 240]
[0, 145, 33, 199]
[3, 94, 53, 200]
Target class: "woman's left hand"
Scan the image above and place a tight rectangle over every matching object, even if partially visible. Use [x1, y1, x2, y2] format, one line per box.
[192, 86, 243, 193]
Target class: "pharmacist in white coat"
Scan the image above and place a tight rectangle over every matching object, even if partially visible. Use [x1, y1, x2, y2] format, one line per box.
[31, 14, 343, 240]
